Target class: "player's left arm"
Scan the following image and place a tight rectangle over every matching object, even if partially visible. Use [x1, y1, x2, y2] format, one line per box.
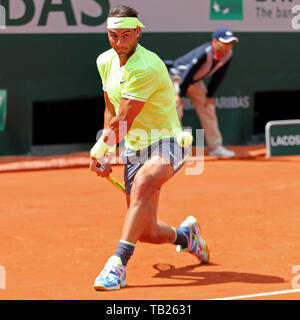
[89, 92, 117, 177]
[103, 92, 116, 129]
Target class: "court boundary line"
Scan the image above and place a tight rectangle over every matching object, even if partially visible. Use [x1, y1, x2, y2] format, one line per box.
[209, 289, 300, 300]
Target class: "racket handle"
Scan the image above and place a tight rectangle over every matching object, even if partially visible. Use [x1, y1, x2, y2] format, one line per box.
[107, 175, 126, 193]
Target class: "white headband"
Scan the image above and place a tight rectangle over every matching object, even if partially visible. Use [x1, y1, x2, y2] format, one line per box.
[107, 17, 145, 29]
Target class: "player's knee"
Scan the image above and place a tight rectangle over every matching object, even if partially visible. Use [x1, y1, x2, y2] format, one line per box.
[133, 175, 156, 195]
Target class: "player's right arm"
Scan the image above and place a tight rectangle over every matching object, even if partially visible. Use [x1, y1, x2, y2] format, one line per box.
[90, 87, 145, 172]
[90, 61, 155, 168]
[90, 96, 144, 177]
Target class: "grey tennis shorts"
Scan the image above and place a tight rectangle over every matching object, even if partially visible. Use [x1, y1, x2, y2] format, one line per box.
[121, 137, 191, 195]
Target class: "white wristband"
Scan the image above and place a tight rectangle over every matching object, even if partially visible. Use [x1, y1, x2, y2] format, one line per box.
[107, 144, 116, 154]
[90, 135, 112, 159]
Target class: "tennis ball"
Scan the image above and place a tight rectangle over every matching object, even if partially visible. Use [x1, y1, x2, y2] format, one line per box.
[177, 131, 193, 147]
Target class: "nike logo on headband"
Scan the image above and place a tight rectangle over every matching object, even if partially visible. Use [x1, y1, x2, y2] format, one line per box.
[114, 21, 124, 24]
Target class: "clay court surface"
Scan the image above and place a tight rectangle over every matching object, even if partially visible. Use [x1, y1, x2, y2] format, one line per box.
[0, 146, 300, 300]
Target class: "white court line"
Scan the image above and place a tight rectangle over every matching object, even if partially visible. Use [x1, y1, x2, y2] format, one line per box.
[209, 289, 300, 300]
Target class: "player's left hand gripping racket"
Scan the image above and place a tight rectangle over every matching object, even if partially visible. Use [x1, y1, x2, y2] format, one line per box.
[96, 154, 126, 193]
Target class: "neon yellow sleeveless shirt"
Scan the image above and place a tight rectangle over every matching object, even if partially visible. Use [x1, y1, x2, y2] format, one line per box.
[96, 44, 182, 150]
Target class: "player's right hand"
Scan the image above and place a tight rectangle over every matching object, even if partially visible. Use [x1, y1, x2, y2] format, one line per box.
[89, 156, 112, 178]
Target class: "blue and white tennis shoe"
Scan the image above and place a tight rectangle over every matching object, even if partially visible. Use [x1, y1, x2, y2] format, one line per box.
[176, 216, 210, 264]
[94, 255, 126, 290]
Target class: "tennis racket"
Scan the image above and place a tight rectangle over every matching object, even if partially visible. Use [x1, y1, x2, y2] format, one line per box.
[96, 153, 126, 193]
[107, 175, 126, 193]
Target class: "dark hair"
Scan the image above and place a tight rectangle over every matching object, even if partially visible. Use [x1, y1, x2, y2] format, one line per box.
[108, 5, 139, 18]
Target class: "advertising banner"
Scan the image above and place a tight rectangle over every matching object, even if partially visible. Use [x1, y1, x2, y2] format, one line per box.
[266, 120, 300, 157]
[0, 0, 299, 34]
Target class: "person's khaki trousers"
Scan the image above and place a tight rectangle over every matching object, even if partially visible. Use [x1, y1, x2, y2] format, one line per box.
[172, 76, 222, 150]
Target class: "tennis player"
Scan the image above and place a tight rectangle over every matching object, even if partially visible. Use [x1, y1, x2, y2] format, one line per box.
[89, 5, 209, 291]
